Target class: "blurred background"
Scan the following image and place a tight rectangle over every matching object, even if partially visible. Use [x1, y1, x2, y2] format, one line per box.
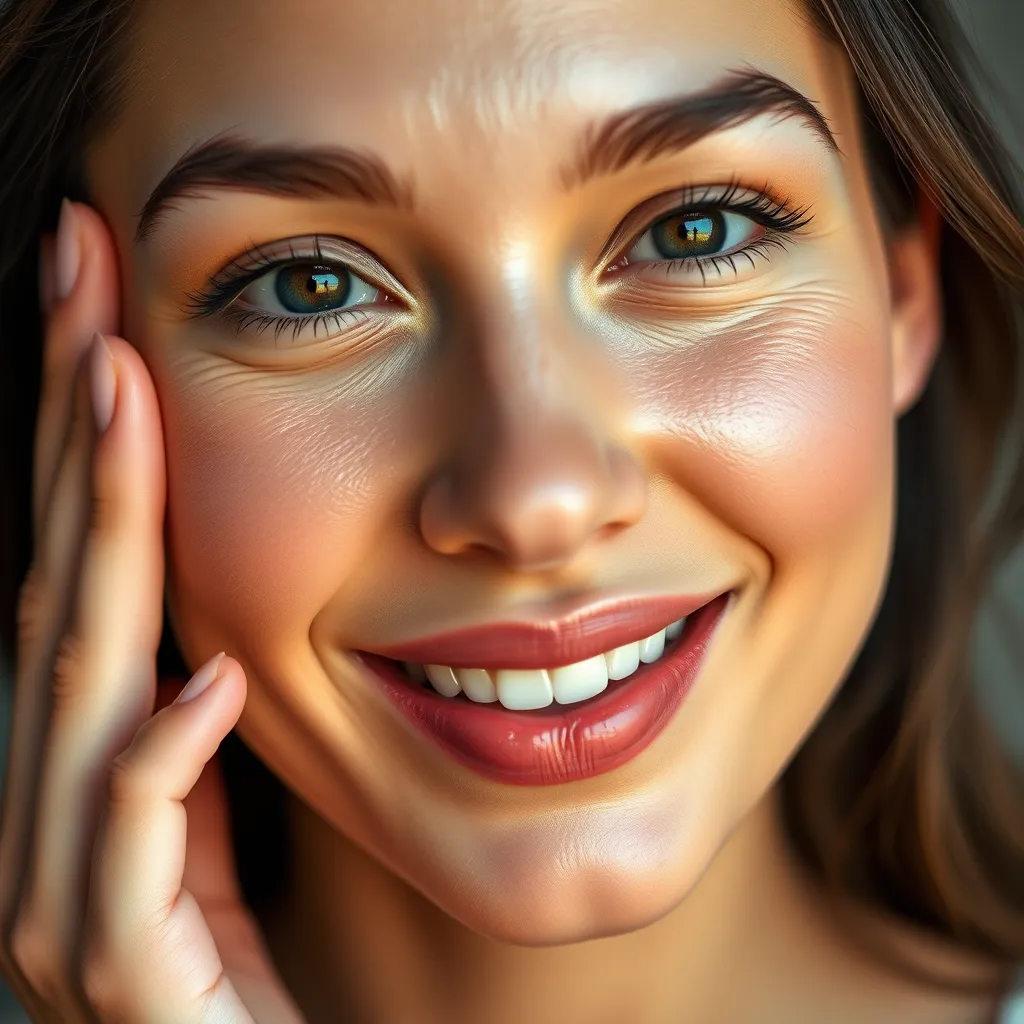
[0, 0, 1021, 1018]
[949, 0, 1024, 766]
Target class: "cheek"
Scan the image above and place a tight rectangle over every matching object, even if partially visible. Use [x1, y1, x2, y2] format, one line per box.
[627, 287, 893, 556]
[158, 359, 406, 653]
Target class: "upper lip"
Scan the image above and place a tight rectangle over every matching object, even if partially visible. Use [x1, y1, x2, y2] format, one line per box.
[362, 591, 728, 670]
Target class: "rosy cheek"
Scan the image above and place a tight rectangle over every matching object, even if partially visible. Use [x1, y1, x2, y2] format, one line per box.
[159, 366, 403, 651]
[626, 290, 893, 556]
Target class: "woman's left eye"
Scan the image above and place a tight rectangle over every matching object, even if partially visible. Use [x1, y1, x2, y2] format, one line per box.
[236, 262, 381, 316]
[626, 208, 763, 265]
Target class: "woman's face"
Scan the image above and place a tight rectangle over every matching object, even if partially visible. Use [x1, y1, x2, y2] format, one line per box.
[86, 0, 938, 942]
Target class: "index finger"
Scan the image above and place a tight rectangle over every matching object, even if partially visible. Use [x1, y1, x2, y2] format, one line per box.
[33, 200, 120, 538]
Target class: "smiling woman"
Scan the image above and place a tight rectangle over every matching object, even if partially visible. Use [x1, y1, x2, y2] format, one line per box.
[0, 0, 1022, 1022]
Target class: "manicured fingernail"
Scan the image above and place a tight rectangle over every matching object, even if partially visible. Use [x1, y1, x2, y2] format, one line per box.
[55, 199, 80, 302]
[89, 332, 116, 434]
[39, 234, 56, 315]
[176, 653, 226, 703]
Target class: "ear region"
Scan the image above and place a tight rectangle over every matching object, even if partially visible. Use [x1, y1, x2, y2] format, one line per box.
[888, 190, 943, 415]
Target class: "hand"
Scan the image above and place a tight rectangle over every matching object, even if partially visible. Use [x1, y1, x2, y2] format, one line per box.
[0, 202, 306, 1023]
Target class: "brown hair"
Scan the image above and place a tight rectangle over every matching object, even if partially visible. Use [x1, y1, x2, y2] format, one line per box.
[0, 0, 1021, 992]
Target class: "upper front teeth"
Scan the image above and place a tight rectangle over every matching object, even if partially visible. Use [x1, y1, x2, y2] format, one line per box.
[411, 617, 685, 709]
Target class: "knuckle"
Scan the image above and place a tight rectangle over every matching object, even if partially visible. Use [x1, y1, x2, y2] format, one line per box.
[89, 481, 119, 537]
[105, 748, 150, 809]
[50, 632, 87, 715]
[15, 568, 47, 653]
[9, 915, 63, 1003]
[0, 929, 20, 987]
[79, 941, 121, 1015]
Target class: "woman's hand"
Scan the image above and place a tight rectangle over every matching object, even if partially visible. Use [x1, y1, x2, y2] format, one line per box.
[0, 202, 306, 1023]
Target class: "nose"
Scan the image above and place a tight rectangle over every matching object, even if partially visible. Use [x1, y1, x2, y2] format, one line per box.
[419, 361, 647, 574]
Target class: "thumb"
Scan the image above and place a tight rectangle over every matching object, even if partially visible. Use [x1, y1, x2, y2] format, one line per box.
[155, 679, 245, 907]
[160, 678, 307, 1022]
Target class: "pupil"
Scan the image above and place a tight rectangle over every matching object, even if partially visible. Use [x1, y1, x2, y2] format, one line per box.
[276, 264, 350, 313]
[651, 209, 725, 259]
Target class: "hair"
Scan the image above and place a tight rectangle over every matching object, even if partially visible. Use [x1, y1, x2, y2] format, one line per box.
[1, 0, 1022, 994]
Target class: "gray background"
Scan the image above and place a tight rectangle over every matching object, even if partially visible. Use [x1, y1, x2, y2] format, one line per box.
[0, 0, 1022, 1019]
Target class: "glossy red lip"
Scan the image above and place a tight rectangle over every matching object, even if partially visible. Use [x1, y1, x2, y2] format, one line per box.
[360, 591, 733, 785]
[365, 592, 722, 670]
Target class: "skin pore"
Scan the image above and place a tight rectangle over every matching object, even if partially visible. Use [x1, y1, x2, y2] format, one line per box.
[79, 0, 1003, 1020]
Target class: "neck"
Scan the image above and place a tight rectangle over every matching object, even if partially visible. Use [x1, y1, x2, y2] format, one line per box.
[261, 785, 1005, 1024]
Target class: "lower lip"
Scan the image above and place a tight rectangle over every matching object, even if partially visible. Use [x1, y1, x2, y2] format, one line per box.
[359, 592, 732, 785]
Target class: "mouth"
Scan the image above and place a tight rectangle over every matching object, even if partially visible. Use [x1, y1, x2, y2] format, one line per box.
[355, 589, 734, 785]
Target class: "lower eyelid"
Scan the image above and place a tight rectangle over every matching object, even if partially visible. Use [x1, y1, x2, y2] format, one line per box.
[218, 306, 375, 346]
[615, 233, 795, 285]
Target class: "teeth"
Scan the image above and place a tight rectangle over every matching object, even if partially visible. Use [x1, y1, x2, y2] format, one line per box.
[495, 669, 553, 710]
[424, 664, 461, 697]
[604, 641, 640, 680]
[550, 654, 609, 705]
[456, 667, 498, 703]
[411, 619, 685, 706]
[665, 617, 685, 640]
[638, 629, 666, 664]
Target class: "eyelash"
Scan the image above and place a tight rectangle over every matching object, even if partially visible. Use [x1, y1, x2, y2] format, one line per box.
[183, 236, 384, 343]
[184, 182, 813, 341]
[608, 180, 812, 284]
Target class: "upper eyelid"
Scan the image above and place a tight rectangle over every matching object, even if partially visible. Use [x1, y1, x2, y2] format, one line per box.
[600, 182, 813, 263]
[193, 234, 408, 311]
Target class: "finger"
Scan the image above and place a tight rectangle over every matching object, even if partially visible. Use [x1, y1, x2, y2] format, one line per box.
[0, 356, 95, 1017]
[83, 656, 258, 1023]
[0, 201, 119, 1014]
[9, 337, 167, 1012]
[155, 681, 307, 1023]
[2, 202, 121, 937]
[0, 344, 101, 1022]
[152, 680, 246, 911]
[33, 200, 120, 538]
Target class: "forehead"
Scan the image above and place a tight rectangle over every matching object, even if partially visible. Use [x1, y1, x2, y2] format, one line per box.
[98, 0, 845, 205]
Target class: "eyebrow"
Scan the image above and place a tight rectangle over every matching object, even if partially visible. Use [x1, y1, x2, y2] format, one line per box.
[135, 69, 836, 243]
[135, 138, 414, 242]
[562, 68, 838, 187]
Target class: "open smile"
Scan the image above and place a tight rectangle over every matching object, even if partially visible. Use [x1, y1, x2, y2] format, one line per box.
[356, 590, 735, 785]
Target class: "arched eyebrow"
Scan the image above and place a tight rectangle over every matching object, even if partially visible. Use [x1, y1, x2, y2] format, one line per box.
[134, 69, 837, 244]
[135, 138, 413, 242]
[562, 68, 839, 187]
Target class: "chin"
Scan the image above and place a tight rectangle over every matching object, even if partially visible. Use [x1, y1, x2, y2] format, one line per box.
[448, 874, 694, 947]
[417, 835, 712, 946]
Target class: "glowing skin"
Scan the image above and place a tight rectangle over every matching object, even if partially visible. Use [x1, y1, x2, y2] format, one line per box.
[81, 0, 1001, 1020]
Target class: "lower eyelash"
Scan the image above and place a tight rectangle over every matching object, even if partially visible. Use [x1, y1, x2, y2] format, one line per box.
[221, 306, 371, 343]
[645, 233, 794, 285]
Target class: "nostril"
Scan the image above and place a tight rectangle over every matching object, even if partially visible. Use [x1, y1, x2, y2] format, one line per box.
[593, 521, 627, 544]
[418, 421, 647, 569]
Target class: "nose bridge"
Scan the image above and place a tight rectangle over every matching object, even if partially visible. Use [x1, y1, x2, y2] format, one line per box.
[418, 249, 647, 571]
[478, 246, 594, 422]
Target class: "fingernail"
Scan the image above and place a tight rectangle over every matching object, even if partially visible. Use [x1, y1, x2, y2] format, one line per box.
[176, 653, 226, 703]
[38, 234, 56, 315]
[55, 199, 80, 302]
[89, 332, 116, 434]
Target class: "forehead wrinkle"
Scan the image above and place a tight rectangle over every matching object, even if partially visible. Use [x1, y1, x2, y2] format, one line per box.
[402, 0, 695, 152]
[410, 29, 592, 140]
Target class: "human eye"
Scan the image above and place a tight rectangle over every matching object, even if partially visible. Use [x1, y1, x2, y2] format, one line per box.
[184, 235, 404, 345]
[605, 181, 813, 287]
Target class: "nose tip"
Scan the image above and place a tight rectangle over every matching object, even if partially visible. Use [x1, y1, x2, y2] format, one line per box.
[419, 430, 647, 572]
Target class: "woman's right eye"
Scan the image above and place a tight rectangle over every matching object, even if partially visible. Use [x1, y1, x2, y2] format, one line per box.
[235, 261, 383, 317]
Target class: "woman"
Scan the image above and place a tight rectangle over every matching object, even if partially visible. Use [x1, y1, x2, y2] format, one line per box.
[0, 0, 1021, 1020]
